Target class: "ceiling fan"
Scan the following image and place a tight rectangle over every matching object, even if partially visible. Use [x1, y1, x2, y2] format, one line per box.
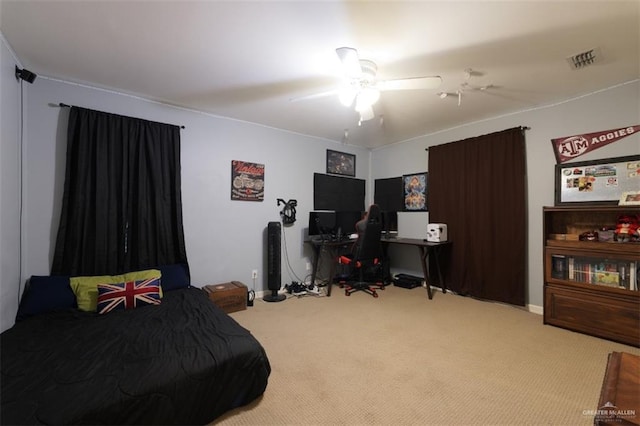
[436, 69, 494, 107]
[294, 47, 442, 125]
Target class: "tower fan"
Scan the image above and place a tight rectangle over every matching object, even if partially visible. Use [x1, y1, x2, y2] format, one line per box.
[264, 221, 285, 302]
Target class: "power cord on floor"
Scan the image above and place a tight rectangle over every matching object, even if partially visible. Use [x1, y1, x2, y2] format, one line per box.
[283, 281, 324, 298]
[280, 223, 305, 284]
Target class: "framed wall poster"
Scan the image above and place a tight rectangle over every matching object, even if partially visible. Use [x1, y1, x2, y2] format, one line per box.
[326, 149, 356, 177]
[554, 155, 640, 206]
[403, 172, 428, 211]
[231, 160, 265, 201]
[619, 191, 640, 206]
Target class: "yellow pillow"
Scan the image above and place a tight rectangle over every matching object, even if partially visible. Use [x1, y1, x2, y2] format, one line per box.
[70, 269, 162, 312]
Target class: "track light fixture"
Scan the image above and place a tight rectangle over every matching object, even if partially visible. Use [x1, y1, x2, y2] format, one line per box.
[15, 65, 37, 84]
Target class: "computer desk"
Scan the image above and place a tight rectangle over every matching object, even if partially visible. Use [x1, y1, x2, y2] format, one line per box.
[306, 237, 452, 299]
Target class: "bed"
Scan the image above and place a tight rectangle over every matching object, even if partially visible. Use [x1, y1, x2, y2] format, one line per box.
[0, 266, 271, 425]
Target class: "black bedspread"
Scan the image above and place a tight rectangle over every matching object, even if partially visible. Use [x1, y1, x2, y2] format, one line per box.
[1, 287, 271, 425]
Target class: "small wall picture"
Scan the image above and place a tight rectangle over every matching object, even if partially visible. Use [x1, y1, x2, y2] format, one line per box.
[231, 160, 264, 201]
[403, 172, 427, 211]
[619, 191, 640, 206]
[326, 149, 355, 177]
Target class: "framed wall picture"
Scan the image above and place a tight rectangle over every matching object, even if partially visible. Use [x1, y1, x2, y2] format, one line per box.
[554, 155, 640, 206]
[619, 191, 640, 206]
[231, 160, 265, 201]
[326, 149, 356, 177]
[403, 172, 428, 211]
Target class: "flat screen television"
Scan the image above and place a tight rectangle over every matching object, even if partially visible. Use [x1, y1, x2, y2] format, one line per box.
[374, 177, 404, 212]
[314, 173, 365, 211]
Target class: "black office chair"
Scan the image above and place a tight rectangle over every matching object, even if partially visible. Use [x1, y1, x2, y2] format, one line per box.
[337, 215, 385, 298]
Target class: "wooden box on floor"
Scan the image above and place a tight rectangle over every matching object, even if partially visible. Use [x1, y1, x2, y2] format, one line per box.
[203, 281, 247, 313]
[595, 352, 639, 426]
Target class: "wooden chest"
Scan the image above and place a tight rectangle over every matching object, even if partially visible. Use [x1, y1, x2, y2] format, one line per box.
[203, 281, 247, 313]
[595, 352, 639, 426]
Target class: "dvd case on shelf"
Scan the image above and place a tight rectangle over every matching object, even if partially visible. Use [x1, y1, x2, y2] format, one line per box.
[565, 256, 637, 290]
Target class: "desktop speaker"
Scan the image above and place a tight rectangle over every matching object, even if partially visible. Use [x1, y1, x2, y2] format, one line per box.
[264, 221, 285, 302]
[426, 223, 448, 242]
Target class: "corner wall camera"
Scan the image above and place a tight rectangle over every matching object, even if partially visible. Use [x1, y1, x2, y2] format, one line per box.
[15, 66, 37, 84]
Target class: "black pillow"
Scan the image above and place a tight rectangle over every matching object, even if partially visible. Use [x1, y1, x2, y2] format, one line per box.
[158, 264, 191, 291]
[16, 275, 77, 321]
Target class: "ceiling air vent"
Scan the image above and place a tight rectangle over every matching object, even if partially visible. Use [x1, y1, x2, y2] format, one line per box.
[567, 48, 601, 70]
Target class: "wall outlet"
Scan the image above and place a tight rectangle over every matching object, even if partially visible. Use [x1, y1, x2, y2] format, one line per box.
[305, 262, 311, 271]
[252, 270, 258, 279]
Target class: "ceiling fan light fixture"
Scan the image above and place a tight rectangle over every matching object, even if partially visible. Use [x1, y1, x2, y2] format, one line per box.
[359, 107, 375, 122]
[355, 87, 380, 112]
[339, 86, 357, 106]
[359, 60, 377, 82]
[336, 47, 362, 78]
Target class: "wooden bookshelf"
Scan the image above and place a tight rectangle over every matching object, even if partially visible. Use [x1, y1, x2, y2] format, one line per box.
[543, 206, 640, 347]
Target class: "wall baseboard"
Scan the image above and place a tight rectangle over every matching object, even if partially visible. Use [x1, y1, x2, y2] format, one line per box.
[254, 286, 545, 316]
[527, 304, 543, 315]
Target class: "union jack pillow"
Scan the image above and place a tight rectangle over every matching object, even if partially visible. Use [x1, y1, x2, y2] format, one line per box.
[97, 278, 161, 314]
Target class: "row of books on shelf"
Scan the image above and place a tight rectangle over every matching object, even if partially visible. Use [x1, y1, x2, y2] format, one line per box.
[551, 255, 638, 290]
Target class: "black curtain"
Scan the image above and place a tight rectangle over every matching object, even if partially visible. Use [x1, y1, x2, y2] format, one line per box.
[52, 106, 188, 276]
[428, 127, 526, 306]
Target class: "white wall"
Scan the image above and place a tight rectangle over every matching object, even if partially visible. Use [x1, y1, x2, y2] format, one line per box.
[2, 24, 637, 329]
[371, 81, 640, 310]
[0, 34, 23, 332]
[18, 76, 370, 306]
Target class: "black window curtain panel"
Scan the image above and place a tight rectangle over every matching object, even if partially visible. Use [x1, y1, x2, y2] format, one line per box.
[52, 106, 188, 276]
[428, 127, 526, 306]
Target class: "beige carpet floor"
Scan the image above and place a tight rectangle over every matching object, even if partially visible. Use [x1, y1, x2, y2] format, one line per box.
[215, 284, 639, 425]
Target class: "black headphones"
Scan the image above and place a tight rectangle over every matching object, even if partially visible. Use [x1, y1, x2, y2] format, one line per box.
[277, 199, 297, 225]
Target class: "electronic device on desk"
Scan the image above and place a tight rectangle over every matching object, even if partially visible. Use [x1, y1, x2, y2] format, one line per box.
[335, 211, 362, 240]
[309, 211, 362, 242]
[309, 211, 336, 241]
[426, 223, 448, 242]
[381, 211, 398, 239]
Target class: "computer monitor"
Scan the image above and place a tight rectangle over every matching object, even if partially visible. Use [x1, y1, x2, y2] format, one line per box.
[374, 177, 404, 212]
[381, 211, 398, 238]
[313, 173, 365, 211]
[308, 212, 336, 236]
[335, 211, 364, 237]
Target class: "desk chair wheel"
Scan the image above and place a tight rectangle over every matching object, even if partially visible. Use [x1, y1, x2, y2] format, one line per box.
[345, 290, 350, 296]
[373, 291, 378, 298]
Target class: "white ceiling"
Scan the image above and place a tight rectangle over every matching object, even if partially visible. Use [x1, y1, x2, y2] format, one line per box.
[2, 1, 638, 149]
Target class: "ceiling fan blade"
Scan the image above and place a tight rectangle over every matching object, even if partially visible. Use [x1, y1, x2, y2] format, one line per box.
[377, 76, 442, 91]
[289, 89, 338, 102]
[335, 47, 362, 79]
[359, 105, 375, 122]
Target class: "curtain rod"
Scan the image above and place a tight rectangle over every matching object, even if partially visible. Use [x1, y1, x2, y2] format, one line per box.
[57, 103, 185, 129]
[424, 126, 530, 151]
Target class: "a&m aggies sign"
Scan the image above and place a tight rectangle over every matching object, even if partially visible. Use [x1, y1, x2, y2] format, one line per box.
[551, 125, 639, 163]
